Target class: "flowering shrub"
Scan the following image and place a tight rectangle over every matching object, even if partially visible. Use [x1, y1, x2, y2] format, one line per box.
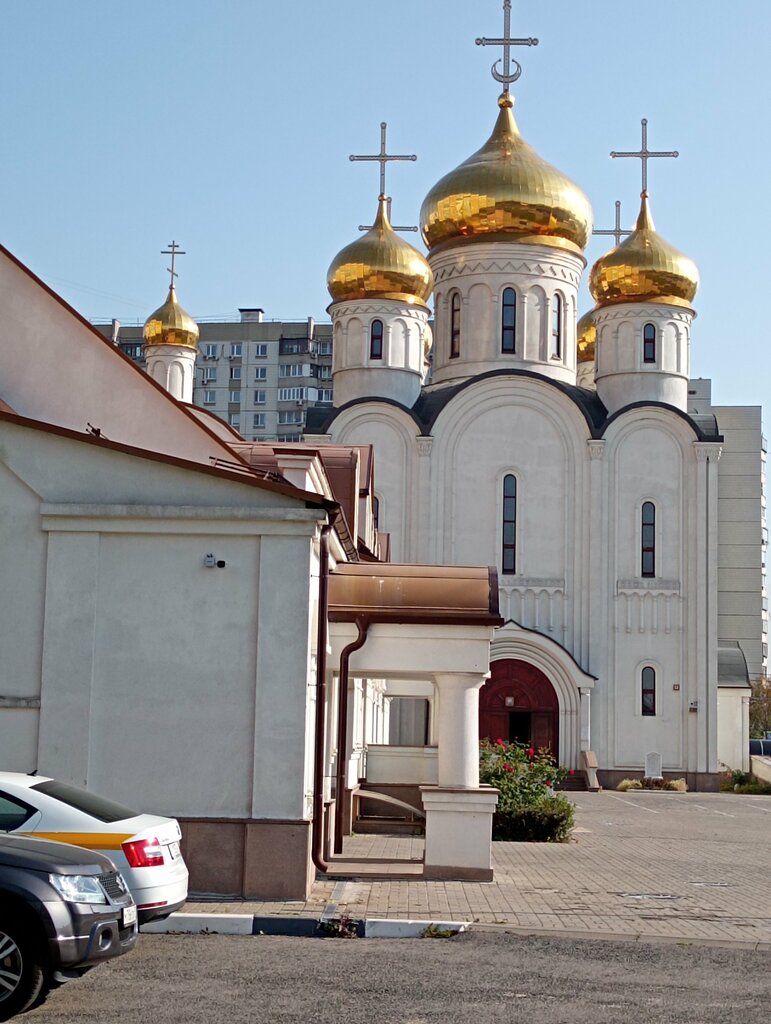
[480, 739, 574, 842]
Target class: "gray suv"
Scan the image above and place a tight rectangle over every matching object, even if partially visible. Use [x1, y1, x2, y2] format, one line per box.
[0, 833, 137, 1020]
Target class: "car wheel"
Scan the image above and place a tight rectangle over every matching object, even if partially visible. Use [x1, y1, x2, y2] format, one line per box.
[0, 924, 47, 1022]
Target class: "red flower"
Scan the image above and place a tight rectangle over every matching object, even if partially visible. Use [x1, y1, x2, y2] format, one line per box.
[545, 780, 552, 787]
[495, 738, 505, 746]
[527, 747, 535, 758]
[503, 763, 513, 773]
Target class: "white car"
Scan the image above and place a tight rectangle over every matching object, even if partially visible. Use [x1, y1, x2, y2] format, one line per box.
[0, 772, 188, 924]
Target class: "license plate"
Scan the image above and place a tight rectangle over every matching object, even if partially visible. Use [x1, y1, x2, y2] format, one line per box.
[168, 841, 180, 860]
[123, 904, 137, 927]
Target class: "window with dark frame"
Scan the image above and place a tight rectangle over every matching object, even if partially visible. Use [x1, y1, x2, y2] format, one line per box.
[501, 287, 517, 353]
[641, 501, 655, 578]
[370, 319, 384, 360]
[643, 323, 656, 363]
[641, 666, 656, 716]
[551, 294, 562, 358]
[450, 292, 461, 358]
[502, 474, 517, 574]
[373, 496, 380, 532]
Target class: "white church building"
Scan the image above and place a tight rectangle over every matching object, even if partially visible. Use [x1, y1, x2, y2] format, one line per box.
[307, 55, 763, 789]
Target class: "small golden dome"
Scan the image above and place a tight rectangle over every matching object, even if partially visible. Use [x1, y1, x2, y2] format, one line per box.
[420, 94, 592, 254]
[589, 193, 699, 309]
[327, 197, 433, 305]
[576, 310, 596, 363]
[143, 286, 200, 349]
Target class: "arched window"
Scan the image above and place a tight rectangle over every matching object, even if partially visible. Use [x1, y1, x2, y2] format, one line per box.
[501, 287, 517, 353]
[641, 501, 655, 578]
[370, 319, 384, 360]
[450, 292, 461, 359]
[502, 474, 517, 574]
[643, 323, 656, 363]
[551, 294, 562, 358]
[641, 667, 656, 716]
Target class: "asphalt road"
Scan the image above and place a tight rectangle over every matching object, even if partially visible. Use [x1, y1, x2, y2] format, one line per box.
[27, 932, 770, 1024]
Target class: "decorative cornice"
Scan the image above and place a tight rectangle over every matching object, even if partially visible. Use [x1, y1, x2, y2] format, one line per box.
[617, 579, 680, 594]
[593, 304, 693, 324]
[432, 258, 581, 288]
[693, 442, 723, 463]
[501, 578, 564, 590]
[329, 300, 430, 320]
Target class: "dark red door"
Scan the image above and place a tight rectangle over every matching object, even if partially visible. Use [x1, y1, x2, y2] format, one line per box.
[479, 659, 559, 759]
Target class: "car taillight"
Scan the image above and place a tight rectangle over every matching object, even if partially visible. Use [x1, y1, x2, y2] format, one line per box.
[122, 837, 164, 867]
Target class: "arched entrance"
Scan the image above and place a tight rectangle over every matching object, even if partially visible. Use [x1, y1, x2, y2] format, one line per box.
[479, 659, 559, 759]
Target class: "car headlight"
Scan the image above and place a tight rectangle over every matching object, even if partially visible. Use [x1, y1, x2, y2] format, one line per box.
[49, 873, 108, 904]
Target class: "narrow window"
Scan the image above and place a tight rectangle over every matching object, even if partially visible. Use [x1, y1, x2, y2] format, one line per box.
[641, 667, 656, 716]
[643, 323, 656, 363]
[501, 287, 517, 353]
[502, 474, 517, 574]
[450, 292, 461, 358]
[641, 501, 655, 578]
[370, 319, 384, 360]
[373, 496, 380, 532]
[551, 294, 562, 358]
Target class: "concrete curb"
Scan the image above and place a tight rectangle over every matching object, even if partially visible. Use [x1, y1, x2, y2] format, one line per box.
[141, 912, 470, 939]
[141, 913, 254, 935]
[142, 912, 771, 949]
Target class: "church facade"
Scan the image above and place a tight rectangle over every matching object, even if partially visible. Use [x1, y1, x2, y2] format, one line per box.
[307, 80, 759, 788]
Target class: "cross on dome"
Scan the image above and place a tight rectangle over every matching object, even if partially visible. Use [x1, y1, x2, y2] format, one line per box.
[475, 0, 538, 95]
[610, 118, 679, 195]
[593, 201, 632, 247]
[350, 121, 418, 232]
[161, 240, 186, 290]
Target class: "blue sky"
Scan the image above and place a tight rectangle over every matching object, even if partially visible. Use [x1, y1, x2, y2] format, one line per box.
[0, 0, 768, 417]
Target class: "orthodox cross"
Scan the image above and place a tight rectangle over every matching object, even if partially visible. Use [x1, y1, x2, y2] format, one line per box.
[475, 0, 538, 94]
[592, 201, 631, 247]
[161, 240, 185, 289]
[350, 122, 418, 232]
[610, 118, 678, 194]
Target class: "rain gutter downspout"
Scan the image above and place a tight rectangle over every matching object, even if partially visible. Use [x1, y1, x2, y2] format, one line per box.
[311, 524, 332, 874]
[333, 616, 369, 855]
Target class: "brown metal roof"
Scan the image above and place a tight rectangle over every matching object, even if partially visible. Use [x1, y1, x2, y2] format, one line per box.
[328, 564, 503, 626]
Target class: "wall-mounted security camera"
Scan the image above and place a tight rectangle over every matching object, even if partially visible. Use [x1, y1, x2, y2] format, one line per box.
[204, 554, 227, 569]
[216, 560, 226, 569]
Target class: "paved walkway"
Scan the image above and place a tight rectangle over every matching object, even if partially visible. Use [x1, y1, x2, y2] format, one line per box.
[181, 793, 771, 946]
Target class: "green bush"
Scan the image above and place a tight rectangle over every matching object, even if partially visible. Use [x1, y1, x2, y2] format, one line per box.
[493, 796, 575, 842]
[479, 738, 573, 842]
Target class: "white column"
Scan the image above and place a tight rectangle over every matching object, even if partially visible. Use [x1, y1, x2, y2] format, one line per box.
[433, 672, 485, 787]
[421, 670, 498, 881]
[579, 686, 591, 752]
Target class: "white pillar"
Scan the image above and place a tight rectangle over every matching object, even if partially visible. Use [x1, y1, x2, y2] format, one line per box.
[579, 686, 591, 753]
[433, 672, 486, 787]
[421, 670, 498, 882]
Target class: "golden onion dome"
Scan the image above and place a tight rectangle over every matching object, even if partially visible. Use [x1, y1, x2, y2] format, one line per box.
[589, 193, 699, 309]
[576, 310, 597, 364]
[327, 197, 433, 305]
[143, 286, 200, 349]
[420, 93, 593, 254]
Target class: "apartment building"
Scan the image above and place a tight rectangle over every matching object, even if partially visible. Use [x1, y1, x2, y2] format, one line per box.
[95, 309, 333, 442]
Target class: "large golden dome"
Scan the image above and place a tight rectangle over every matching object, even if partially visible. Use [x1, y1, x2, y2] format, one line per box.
[576, 310, 596, 364]
[143, 286, 199, 349]
[420, 94, 592, 254]
[589, 193, 699, 309]
[327, 197, 433, 305]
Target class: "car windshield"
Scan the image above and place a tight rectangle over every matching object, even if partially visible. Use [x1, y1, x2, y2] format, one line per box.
[31, 780, 138, 823]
